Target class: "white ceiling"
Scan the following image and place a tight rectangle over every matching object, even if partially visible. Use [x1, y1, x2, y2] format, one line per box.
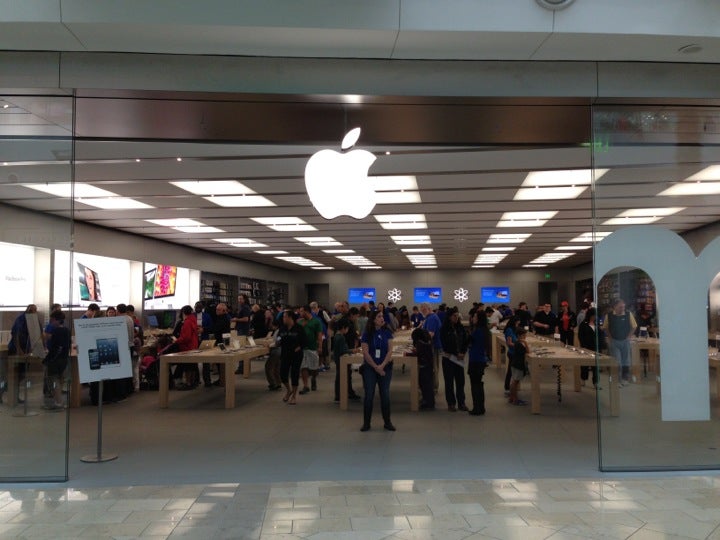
[2, 1, 720, 63]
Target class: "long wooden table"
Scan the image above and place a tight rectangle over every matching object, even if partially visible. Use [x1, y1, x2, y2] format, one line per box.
[630, 338, 660, 381]
[159, 345, 268, 409]
[3, 352, 82, 408]
[527, 343, 620, 416]
[339, 349, 418, 412]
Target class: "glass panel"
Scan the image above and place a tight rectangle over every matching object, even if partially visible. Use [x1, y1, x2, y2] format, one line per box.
[593, 104, 720, 470]
[0, 94, 73, 481]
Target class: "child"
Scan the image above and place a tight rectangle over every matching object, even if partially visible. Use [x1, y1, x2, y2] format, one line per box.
[509, 328, 530, 406]
[333, 319, 351, 402]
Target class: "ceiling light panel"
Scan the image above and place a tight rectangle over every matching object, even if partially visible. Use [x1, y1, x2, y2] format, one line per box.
[214, 238, 268, 248]
[370, 176, 418, 191]
[145, 218, 224, 233]
[487, 233, 531, 244]
[375, 214, 427, 230]
[255, 250, 289, 255]
[323, 249, 355, 254]
[482, 246, 516, 252]
[570, 232, 611, 242]
[687, 165, 720, 181]
[171, 180, 255, 195]
[473, 253, 508, 264]
[530, 252, 574, 264]
[311, 267, 335, 270]
[251, 217, 317, 232]
[556, 245, 592, 250]
[522, 168, 608, 187]
[401, 248, 433, 253]
[79, 198, 154, 209]
[374, 191, 422, 204]
[204, 195, 276, 207]
[391, 235, 431, 245]
[497, 211, 558, 227]
[658, 182, 720, 196]
[24, 182, 116, 198]
[369, 176, 421, 204]
[336, 255, 376, 266]
[295, 237, 342, 247]
[602, 207, 685, 226]
[619, 207, 686, 217]
[514, 186, 588, 200]
[275, 256, 322, 267]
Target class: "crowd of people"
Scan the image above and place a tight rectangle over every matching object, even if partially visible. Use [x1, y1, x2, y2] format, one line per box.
[2, 295, 652, 425]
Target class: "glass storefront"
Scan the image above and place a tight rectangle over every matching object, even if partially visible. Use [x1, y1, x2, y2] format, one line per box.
[0, 94, 73, 481]
[593, 103, 720, 470]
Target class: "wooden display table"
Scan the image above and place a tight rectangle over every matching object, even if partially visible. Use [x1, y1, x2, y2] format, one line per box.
[527, 343, 620, 416]
[630, 337, 660, 381]
[159, 345, 268, 409]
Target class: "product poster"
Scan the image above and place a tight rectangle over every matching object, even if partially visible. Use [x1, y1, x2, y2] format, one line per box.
[74, 316, 133, 383]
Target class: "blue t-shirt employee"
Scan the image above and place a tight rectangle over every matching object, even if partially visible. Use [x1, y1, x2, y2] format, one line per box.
[359, 311, 395, 433]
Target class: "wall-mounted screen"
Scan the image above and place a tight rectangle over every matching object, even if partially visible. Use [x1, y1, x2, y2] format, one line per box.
[143, 269, 156, 300]
[153, 264, 178, 299]
[0, 242, 36, 307]
[77, 262, 102, 302]
[55, 251, 132, 308]
[481, 286, 510, 304]
[143, 263, 193, 310]
[414, 287, 442, 304]
[348, 287, 376, 304]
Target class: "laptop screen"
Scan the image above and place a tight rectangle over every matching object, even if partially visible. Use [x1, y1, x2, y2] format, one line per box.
[146, 314, 159, 328]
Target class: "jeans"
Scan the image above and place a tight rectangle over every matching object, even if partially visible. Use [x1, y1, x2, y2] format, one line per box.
[608, 338, 631, 381]
[441, 357, 465, 408]
[361, 363, 393, 426]
[467, 362, 486, 413]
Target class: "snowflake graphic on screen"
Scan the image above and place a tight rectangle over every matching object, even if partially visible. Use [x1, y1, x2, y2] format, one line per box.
[387, 288, 402, 303]
[454, 287, 469, 303]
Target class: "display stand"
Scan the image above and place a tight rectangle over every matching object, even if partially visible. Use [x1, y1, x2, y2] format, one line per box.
[81, 380, 118, 463]
[12, 359, 38, 417]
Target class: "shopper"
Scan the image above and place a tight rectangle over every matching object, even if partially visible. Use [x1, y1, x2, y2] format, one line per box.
[578, 307, 600, 388]
[439, 307, 468, 412]
[509, 328, 530, 406]
[279, 309, 305, 405]
[467, 310, 491, 416]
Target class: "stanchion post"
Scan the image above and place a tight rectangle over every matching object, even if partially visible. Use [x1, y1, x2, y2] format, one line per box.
[81, 379, 118, 463]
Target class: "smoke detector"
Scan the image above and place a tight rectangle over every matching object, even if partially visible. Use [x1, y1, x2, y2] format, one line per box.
[536, 0, 576, 10]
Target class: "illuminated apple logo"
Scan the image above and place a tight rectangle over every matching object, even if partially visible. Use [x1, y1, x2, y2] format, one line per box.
[305, 128, 377, 219]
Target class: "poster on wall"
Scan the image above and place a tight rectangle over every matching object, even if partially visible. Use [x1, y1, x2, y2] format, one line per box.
[348, 287, 375, 304]
[481, 286, 511, 304]
[74, 316, 132, 384]
[54, 251, 131, 308]
[414, 287, 442, 304]
[0, 242, 36, 307]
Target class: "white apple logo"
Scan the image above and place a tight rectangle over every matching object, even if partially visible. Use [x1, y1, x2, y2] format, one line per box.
[305, 128, 377, 219]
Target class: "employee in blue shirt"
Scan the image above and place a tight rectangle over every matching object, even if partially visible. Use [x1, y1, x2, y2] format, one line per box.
[360, 311, 395, 432]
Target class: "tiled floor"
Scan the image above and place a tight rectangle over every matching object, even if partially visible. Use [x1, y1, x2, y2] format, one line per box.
[4, 360, 720, 538]
[3, 477, 720, 539]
